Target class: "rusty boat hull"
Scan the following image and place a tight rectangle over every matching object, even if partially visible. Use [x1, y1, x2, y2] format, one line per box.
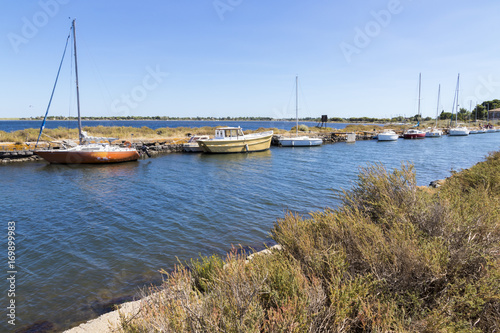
[36, 146, 140, 164]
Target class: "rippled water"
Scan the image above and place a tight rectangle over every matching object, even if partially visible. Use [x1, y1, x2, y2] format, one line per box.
[1, 133, 500, 331]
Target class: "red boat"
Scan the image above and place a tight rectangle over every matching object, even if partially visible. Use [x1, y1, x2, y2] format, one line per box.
[403, 129, 426, 139]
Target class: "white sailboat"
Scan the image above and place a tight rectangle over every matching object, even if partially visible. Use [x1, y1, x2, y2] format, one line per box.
[278, 76, 322, 147]
[403, 73, 425, 139]
[449, 74, 470, 136]
[425, 84, 443, 137]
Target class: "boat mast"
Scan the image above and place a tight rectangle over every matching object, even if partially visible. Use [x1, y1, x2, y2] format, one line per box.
[435, 84, 440, 128]
[455, 74, 460, 126]
[295, 75, 298, 136]
[417, 73, 421, 120]
[72, 19, 83, 144]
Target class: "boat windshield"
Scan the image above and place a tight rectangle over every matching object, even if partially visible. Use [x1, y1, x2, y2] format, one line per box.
[215, 128, 244, 139]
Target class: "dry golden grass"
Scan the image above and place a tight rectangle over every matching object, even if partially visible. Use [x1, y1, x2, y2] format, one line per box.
[0, 126, 292, 143]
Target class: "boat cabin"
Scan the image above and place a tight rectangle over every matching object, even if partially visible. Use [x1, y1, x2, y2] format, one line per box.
[214, 127, 245, 140]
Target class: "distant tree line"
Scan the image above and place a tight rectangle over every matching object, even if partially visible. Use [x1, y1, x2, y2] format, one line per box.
[21, 100, 500, 123]
[439, 99, 500, 122]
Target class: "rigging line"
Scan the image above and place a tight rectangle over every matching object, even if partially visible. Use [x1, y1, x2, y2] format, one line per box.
[67, 29, 75, 132]
[36, 30, 71, 147]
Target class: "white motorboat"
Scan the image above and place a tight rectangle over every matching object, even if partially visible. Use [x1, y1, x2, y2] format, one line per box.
[449, 126, 470, 136]
[183, 135, 210, 152]
[377, 130, 399, 141]
[425, 128, 443, 137]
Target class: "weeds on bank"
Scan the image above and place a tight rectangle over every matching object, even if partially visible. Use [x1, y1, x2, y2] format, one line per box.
[119, 152, 500, 332]
[0, 126, 291, 143]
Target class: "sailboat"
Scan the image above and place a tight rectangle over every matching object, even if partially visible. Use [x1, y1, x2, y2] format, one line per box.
[35, 20, 140, 164]
[425, 84, 443, 137]
[278, 76, 322, 147]
[448, 74, 470, 136]
[403, 73, 426, 139]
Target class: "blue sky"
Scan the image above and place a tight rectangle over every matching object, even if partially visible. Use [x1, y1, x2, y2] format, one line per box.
[1, 0, 499, 119]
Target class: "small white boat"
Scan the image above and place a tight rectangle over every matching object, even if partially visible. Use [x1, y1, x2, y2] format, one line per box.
[469, 129, 480, 134]
[448, 75, 469, 137]
[425, 85, 443, 138]
[279, 136, 322, 146]
[377, 130, 399, 141]
[449, 125, 470, 136]
[278, 76, 322, 147]
[425, 128, 443, 137]
[183, 135, 209, 152]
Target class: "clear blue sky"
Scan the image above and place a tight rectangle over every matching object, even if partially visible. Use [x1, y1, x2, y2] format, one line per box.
[1, 0, 499, 119]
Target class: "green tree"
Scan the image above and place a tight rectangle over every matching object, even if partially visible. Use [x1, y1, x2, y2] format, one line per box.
[458, 108, 470, 121]
[439, 111, 452, 120]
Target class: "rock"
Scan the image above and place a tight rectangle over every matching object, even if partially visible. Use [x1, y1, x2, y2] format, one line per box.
[429, 179, 446, 188]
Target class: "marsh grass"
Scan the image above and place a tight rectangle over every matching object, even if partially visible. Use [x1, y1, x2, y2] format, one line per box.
[119, 153, 500, 332]
[0, 126, 291, 143]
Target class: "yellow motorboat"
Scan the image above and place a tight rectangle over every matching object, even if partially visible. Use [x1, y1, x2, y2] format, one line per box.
[197, 127, 273, 153]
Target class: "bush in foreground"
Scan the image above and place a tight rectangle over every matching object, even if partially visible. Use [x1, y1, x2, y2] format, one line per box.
[119, 153, 500, 332]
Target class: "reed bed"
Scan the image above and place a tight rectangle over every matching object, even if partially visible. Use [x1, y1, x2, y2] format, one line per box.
[118, 152, 500, 332]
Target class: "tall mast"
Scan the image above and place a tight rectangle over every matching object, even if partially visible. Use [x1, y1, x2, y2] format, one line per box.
[455, 74, 460, 126]
[417, 73, 421, 119]
[72, 19, 83, 144]
[295, 75, 298, 136]
[435, 84, 440, 127]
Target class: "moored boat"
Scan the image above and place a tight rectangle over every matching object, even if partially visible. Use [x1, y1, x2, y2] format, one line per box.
[35, 20, 139, 164]
[448, 74, 469, 137]
[183, 135, 210, 152]
[377, 130, 399, 141]
[403, 129, 426, 139]
[449, 125, 470, 136]
[279, 136, 323, 146]
[404, 74, 426, 140]
[197, 127, 273, 153]
[278, 76, 322, 147]
[425, 128, 443, 137]
[425, 84, 443, 137]
[36, 143, 139, 164]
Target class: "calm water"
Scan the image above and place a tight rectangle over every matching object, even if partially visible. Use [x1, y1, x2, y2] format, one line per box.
[1, 132, 500, 332]
[0, 120, 354, 133]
